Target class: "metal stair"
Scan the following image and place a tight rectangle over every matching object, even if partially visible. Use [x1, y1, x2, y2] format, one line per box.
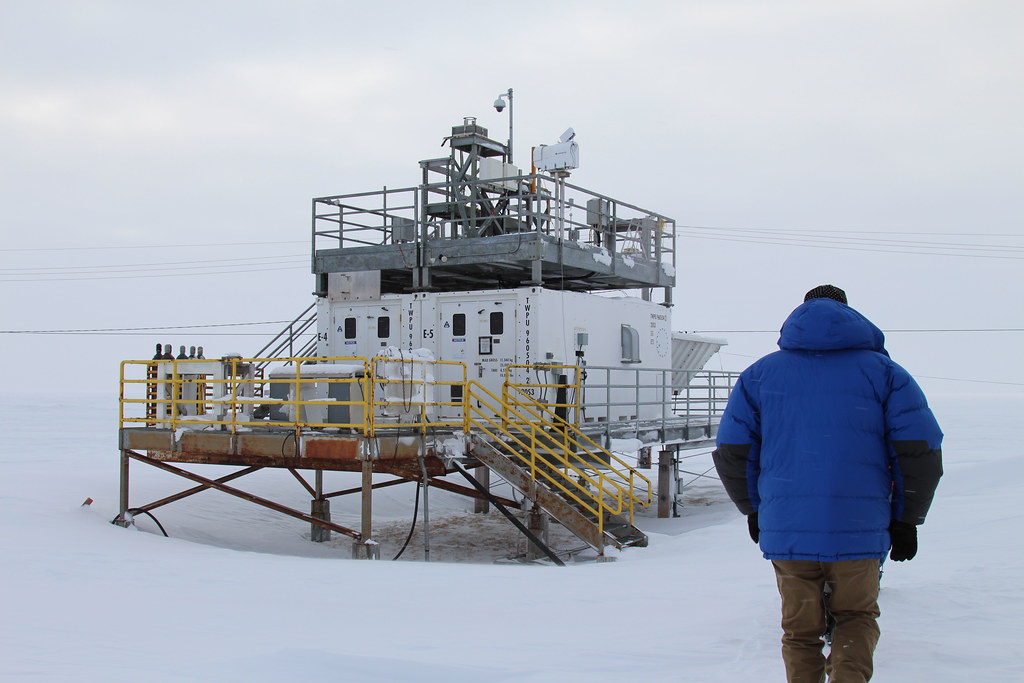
[603, 512, 649, 548]
[465, 381, 651, 555]
[468, 435, 648, 553]
[250, 302, 318, 368]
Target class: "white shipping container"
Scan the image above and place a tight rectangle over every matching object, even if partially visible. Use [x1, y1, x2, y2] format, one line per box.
[316, 287, 691, 422]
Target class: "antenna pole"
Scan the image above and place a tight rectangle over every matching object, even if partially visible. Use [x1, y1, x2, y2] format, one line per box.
[505, 88, 514, 164]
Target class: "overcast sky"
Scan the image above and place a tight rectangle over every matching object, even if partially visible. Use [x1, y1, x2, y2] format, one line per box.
[1, 0, 1021, 397]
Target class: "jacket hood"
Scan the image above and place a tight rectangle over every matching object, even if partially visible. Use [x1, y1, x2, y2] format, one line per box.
[778, 298, 887, 353]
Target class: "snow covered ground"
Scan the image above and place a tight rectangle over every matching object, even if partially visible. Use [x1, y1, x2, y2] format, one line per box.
[2, 389, 1021, 682]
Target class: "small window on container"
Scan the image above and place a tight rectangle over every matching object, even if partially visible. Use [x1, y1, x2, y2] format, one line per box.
[377, 316, 391, 339]
[452, 313, 466, 337]
[489, 311, 504, 335]
[344, 317, 357, 339]
[621, 324, 640, 363]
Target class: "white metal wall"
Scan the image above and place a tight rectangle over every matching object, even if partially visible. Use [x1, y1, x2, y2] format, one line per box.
[317, 286, 695, 421]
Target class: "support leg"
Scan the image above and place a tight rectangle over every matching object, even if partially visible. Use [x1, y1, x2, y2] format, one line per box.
[352, 458, 379, 559]
[473, 465, 491, 514]
[311, 471, 331, 543]
[525, 504, 550, 562]
[419, 454, 430, 563]
[113, 449, 132, 527]
[658, 448, 675, 518]
[530, 258, 542, 286]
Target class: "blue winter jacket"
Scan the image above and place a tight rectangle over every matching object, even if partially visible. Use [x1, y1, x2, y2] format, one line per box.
[712, 299, 943, 561]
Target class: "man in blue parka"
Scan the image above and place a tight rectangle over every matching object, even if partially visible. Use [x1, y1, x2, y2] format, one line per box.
[713, 285, 942, 683]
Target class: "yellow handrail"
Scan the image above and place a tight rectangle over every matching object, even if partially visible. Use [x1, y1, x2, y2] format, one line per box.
[504, 384, 654, 510]
[503, 363, 583, 427]
[120, 355, 466, 436]
[466, 382, 614, 528]
[465, 380, 652, 534]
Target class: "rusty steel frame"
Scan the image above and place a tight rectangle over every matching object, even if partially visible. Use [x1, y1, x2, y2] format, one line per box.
[323, 477, 411, 499]
[321, 474, 522, 510]
[122, 450, 361, 539]
[287, 468, 318, 497]
[116, 445, 523, 554]
[127, 466, 264, 514]
[409, 476, 522, 509]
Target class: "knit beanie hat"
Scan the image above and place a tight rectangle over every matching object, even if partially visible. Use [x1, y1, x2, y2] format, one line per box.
[804, 284, 848, 304]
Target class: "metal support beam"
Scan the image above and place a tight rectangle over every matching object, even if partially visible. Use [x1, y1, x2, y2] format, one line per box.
[288, 468, 317, 497]
[123, 450, 360, 538]
[324, 477, 409, 498]
[128, 466, 263, 514]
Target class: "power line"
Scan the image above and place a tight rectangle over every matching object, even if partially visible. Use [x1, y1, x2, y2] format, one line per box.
[886, 328, 1024, 333]
[0, 258, 307, 277]
[0, 264, 307, 282]
[680, 225, 1024, 238]
[0, 254, 307, 273]
[717, 353, 1022, 386]
[0, 320, 295, 334]
[915, 375, 1024, 387]
[682, 225, 1024, 252]
[681, 232, 1024, 260]
[0, 240, 306, 252]
[0, 332, 301, 337]
[677, 224, 1024, 258]
[735, 234, 1023, 253]
[0, 260, 307, 277]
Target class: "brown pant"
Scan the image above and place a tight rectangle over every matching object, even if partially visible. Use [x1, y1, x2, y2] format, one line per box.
[772, 559, 881, 683]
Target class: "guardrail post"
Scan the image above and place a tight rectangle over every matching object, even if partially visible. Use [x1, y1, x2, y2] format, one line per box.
[658, 448, 677, 518]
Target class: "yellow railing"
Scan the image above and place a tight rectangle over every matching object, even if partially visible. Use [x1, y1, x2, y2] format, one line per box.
[502, 363, 653, 513]
[466, 380, 652, 534]
[120, 354, 650, 533]
[119, 355, 466, 436]
[503, 363, 583, 426]
[504, 383, 653, 509]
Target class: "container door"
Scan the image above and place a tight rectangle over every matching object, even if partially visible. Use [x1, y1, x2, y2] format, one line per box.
[331, 304, 400, 360]
[438, 297, 516, 407]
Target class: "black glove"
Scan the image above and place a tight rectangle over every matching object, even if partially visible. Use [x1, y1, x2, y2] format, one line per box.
[889, 520, 918, 561]
[747, 513, 760, 544]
